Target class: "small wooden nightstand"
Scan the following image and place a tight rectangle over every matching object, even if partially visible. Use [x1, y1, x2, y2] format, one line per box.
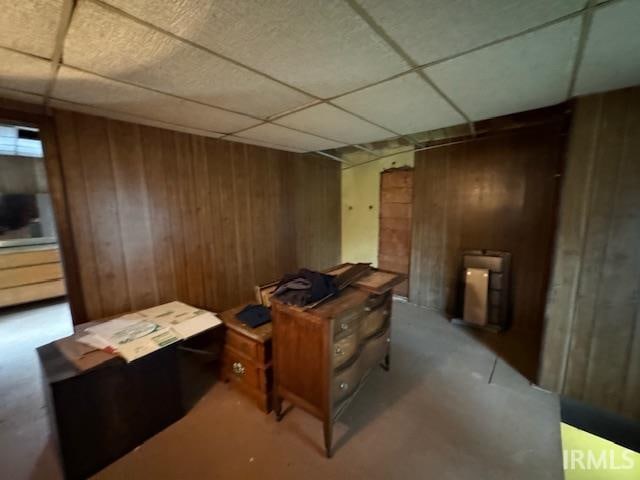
[219, 304, 273, 413]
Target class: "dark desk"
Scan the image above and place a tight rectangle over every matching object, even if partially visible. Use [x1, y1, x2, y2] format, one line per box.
[38, 324, 223, 479]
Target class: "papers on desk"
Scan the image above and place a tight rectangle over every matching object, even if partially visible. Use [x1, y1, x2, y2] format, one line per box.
[136, 301, 222, 339]
[76, 302, 222, 362]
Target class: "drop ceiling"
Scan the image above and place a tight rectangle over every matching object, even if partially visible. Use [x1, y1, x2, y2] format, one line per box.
[0, 0, 638, 155]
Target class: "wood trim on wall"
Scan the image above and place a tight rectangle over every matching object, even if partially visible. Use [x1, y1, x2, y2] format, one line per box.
[0, 100, 340, 324]
[540, 86, 640, 421]
[0, 102, 87, 321]
[409, 118, 569, 380]
[52, 109, 340, 323]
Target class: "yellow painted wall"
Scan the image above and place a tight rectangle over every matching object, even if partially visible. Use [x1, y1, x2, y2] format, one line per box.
[341, 146, 414, 266]
[561, 423, 639, 479]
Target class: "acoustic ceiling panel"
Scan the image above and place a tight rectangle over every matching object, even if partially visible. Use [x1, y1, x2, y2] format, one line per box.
[52, 66, 260, 134]
[0, 48, 52, 96]
[224, 135, 306, 153]
[0, 0, 64, 58]
[426, 18, 580, 122]
[333, 72, 465, 135]
[574, 0, 640, 95]
[357, 0, 586, 66]
[49, 99, 224, 139]
[64, 1, 313, 119]
[236, 123, 346, 152]
[275, 103, 395, 145]
[102, 0, 410, 98]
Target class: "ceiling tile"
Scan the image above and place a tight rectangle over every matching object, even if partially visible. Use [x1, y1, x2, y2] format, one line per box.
[0, 48, 52, 95]
[333, 73, 465, 135]
[63, 1, 312, 118]
[275, 103, 395, 144]
[236, 124, 346, 152]
[574, 0, 640, 96]
[426, 18, 580, 122]
[224, 135, 305, 153]
[357, 0, 586, 65]
[52, 66, 260, 134]
[49, 99, 224, 139]
[103, 0, 410, 98]
[0, 0, 64, 58]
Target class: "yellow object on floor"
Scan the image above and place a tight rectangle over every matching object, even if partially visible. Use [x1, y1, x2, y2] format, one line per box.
[561, 423, 639, 479]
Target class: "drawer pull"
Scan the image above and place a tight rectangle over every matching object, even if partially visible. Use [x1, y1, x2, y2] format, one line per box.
[386, 337, 391, 343]
[232, 361, 245, 376]
[335, 346, 343, 355]
[340, 323, 349, 331]
[364, 306, 372, 312]
[339, 382, 349, 391]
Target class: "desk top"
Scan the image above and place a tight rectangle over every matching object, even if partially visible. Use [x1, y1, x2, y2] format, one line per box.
[219, 303, 272, 343]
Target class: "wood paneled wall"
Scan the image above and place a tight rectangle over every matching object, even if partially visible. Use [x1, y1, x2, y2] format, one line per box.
[293, 154, 341, 271]
[51, 110, 340, 322]
[409, 123, 566, 338]
[540, 87, 640, 420]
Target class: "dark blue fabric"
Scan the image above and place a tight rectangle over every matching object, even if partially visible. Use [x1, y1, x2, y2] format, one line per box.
[236, 304, 271, 328]
[273, 269, 338, 306]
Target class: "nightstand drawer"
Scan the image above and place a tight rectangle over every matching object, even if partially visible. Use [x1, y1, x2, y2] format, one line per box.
[225, 329, 262, 363]
[222, 347, 271, 392]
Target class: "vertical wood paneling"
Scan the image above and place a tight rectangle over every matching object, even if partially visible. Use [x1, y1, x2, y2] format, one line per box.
[50, 109, 340, 320]
[139, 126, 178, 304]
[190, 135, 215, 305]
[54, 110, 103, 319]
[168, 131, 193, 304]
[539, 97, 601, 394]
[175, 132, 206, 307]
[410, 125, 565, 336]
[230, 143, 256, 302]
[108, 120, 158, 311]
[292, 154, 341, 271]
[540, 86, 640, 421]
[410, 147, 450, 309]
[74, 114, 130, 317]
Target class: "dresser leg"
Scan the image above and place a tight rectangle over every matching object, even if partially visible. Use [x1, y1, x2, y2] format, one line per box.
[381, 352, 390, 371]
[324, 420, 333, 458]
[274, 394, 284, 421]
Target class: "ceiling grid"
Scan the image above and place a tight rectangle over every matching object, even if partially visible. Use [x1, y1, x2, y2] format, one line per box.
[0, 0, 636, 156]
[566, 0, 598, 99]
[43, 0, 77, 107]
[343, 0, 475, 137]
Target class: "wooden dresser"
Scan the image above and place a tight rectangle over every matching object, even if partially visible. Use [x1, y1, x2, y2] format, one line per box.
[0, 245, 66, 308]
[219, 304, 273, 413]
[271, 285, 394, 457]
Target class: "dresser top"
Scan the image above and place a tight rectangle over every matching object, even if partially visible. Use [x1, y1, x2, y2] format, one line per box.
[272, 287, 371, 319]
[219, 303, 272, 343]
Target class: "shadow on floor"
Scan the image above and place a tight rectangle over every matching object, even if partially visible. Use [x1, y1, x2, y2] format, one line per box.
[458, 324, 542, 383]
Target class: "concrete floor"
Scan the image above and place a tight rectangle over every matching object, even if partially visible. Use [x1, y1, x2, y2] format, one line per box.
[0, 299, 563, 480]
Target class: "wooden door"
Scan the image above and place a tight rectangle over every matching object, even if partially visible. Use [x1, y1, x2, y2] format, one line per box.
[378, 168, 413, 297]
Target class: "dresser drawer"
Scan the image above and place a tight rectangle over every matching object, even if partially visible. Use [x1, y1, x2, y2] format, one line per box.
[361, 305, 391, 338]
[333, 304, 365, 340]
[365, 292, 389, 312]
[332, 326, 390, 406]
[333, 333, 358, 369]
[222, 347, 271, 392]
